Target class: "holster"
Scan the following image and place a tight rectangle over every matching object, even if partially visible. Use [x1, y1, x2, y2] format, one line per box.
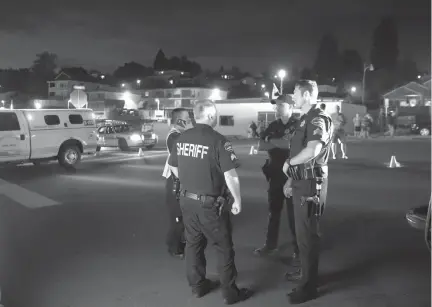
[172, 176, 181, 201]
[300, 178, 324, 218]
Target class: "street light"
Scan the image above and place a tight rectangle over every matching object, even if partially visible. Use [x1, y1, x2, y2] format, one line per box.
[362, 64, 374, 104]
[351, 86, 357, 93]
[137, 79, 141, 85]
[100, 75, 105, 79]
[277, 69, 287, 95]
[34, 101, 42, 109]
[417, 75, 422, 79]
[121, 83, 126, 88]
[261, 84, 266, 89]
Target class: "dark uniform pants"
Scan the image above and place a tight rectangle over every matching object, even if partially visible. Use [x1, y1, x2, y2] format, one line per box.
[266, 176, 298, 252]
[180, 196, 238, 298]
[165, 176, 185, 254]
[292, 178, 328, 291]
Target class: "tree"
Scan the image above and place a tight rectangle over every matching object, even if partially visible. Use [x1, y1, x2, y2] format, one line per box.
[340, 49, 363, 82]
[153, 49, 167, 70]
[370, 16, 399, 71]
[299, 68, 314, 79]
[397, 57, 419, 84]
[31, 52, 58, 79]
[113, 62, 153, 81]
[313, 34, 340, 84]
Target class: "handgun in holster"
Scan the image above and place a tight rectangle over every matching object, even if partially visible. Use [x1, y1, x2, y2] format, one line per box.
[172, 176, 181, 201]
[216, 186, 234, 216]
[301, 178, 324, 218]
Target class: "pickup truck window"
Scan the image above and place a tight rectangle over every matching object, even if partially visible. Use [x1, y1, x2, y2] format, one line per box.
[44, 115, 60, 126]
[0, 113, 20, 131]
[69, 114, 84, 125]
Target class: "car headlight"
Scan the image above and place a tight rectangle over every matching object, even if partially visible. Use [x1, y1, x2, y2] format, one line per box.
[130, 134, 141, 141]
[151, 133, 156, 139]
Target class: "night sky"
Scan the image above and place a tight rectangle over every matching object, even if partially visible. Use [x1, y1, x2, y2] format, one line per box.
[1, 0, 430, 73]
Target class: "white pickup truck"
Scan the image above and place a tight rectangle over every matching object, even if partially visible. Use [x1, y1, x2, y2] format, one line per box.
[0, 109, 98, 168]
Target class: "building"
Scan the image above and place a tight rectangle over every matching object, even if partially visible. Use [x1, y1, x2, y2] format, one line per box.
[48, 68, 116, 100]
[86, 89, 142, 111]
[212, 97, 366, 138]
[137, 87, 228, 112]
[383, 78, 431, 108]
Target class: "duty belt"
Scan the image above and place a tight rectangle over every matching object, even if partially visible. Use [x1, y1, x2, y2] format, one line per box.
[180, 190, 215, 202]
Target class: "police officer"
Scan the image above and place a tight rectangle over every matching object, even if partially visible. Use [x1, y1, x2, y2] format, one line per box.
[168, 100, 253, 305]
[254, 95, 299, 262]
[162, 108, 192, 259]
[282, 80, 333, 304]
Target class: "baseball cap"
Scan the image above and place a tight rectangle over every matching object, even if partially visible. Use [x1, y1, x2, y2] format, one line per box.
[270, 94, 294, 105]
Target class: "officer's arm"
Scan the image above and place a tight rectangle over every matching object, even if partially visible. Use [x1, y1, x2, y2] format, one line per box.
[258, 123, 276, 151]
[168, 141, 179, 177]
[289, 116, 327, 165]
[167, 132, 181, 154]
[218, 140, 241, 203]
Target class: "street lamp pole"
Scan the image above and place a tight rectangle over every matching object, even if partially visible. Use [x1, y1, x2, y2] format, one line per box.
[362, 64, 374, 105]
[278, 69, 286, 95]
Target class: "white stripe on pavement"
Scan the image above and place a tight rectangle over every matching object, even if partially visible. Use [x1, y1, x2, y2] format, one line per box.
[58, 174, 164, 188]
[0, 178, 60, 209]
[82, 152, 168, 163]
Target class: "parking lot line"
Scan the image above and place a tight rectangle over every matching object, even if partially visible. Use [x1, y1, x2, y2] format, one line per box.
[0, 178, 60, 209]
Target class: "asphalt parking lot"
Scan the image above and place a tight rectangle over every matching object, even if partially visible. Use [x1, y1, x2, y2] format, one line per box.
[0, 137, 430, 307]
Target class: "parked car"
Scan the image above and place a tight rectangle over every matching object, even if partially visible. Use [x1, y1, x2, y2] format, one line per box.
[410, 115, 431, 136]
[406, 194, 431, 251]
[0, 109, 98, 169]
[96, 120, 158, 151]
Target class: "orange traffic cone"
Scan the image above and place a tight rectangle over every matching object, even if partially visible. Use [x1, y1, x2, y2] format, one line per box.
[387, 155, 401, 168]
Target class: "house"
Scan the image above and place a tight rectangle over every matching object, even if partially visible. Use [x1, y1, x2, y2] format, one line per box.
[383, 78, 431, 108]
[47, 68, 116, 100]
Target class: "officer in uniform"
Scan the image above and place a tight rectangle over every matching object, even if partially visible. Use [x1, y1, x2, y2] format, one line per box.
[162, 108, 192, 259]
[282, 80, 333, 304]
[254, 95, 299, 262]
[168, 100, 253, 305]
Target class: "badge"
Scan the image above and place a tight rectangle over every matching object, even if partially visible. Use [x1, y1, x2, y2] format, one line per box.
[300, 121, 305, 127]
[224, 141, 234, 152]
[231, 153, 237, 161]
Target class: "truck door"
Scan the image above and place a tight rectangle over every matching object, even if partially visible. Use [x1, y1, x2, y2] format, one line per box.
[0, 112, 30, 162]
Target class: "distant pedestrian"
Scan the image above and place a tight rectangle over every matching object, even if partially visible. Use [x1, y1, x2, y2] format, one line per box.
[330, 105, 348, 159]
[387, 111, 396, 137]
[249, 121, 259, 138]
[361, 113, 373, 138]
[353, 114, 361, 137]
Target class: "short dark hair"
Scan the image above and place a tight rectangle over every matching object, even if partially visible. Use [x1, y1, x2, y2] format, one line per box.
[295, 79, 318, 98]
[171, 108, 188, 122]
[320, 103, 326, 110]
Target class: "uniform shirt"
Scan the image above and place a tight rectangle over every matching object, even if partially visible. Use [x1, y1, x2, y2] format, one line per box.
[290, 106, 333, 178]
[168, 123, 240, 196]
[260, 118, 297, 168]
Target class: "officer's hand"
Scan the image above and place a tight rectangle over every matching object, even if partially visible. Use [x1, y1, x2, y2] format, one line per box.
[283, 179, 293, 198]
[282, 161, 290, 176]
[231, 201, 241, 215]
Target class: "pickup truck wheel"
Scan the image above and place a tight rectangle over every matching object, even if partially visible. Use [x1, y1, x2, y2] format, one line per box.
[146, 144, 155, 150]
[58, 145, 81, 169]
[118, 139, 129, 151]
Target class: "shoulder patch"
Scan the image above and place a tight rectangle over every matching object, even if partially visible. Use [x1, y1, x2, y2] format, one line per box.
[300, 120, 305, 127]
[311, 117, 326, 130]
[224, 141, 234, 152]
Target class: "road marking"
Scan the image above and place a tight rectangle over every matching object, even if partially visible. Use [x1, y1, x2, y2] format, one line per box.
[58, 174, 164, 188]
[0, 178, 60, 209]
[82, 152, 168, 163]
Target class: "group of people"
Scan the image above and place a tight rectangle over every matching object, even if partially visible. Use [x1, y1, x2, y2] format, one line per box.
[162, 79, 333, 305]
[353, 112, 374, 138]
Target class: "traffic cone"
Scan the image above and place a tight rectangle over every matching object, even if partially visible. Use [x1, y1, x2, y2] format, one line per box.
[387, 155, 401, 168]
[138, 148, 144, 157]
[249, 146, 255, 155]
